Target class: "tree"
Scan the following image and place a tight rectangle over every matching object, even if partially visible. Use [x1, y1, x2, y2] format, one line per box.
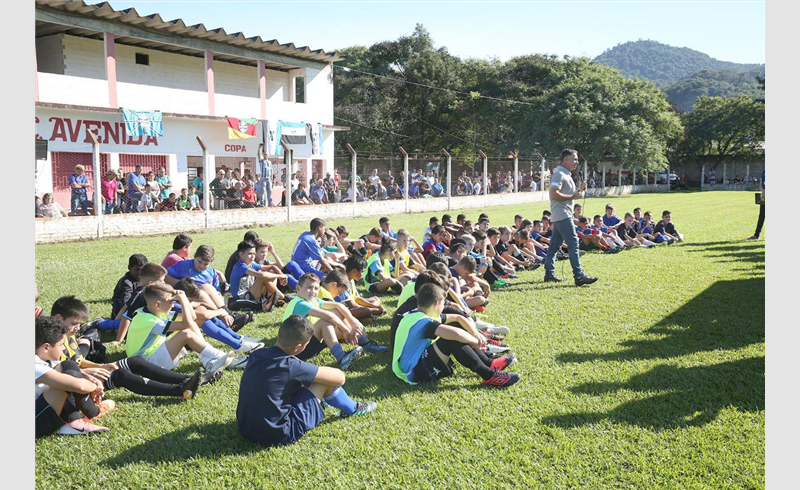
[679, 95, 764, 159]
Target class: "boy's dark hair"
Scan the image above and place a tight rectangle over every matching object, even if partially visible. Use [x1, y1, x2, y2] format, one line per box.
[253, 238, 268, 250]
[450, 242, 467, 255]
[428, 262, 452, 278]
[144, 282, 174, 304]
[516, 229, 531, 241]
[429, 216, 439, 226]
[173, 277, 201, 299]
[463, 220, 473, 228]
[36, 315, 69, 350]
[243, 230, 259, 242]
[50, 295, 89, 320]
[368, 227, 383, 238]
[336, 225, 348, 235]
[458, 256, 477, 273]
[520, 219, 532, 229]
[322, 269, 348, 286]
[237, 240, 256, 254]
[172, 234, 192, 250]
[425, 251, 448, 268]
[478, 213, 489, 220]
[456, 213, 466, 222]
[478, 218, 490, 225]
[605, 203, 615, 210]
[486, 228, 500, 237]
[644, 211, 652, 218]
[560, 149, 577, 162]
[417, 284, 446, 309]
[574, 203, 582, 210]
[472, 231, 487, 242]
[624, 212, 633, 219]
[662, 210, 671, 217]
[297, 272, 320, 286]
[379, 240, 396, 256]
[414, 270, 448, 293]
[514, 214, 523, 221]
[195, 244, 215, 262]
[278, 315, 315, 346]
[140, 263, 168, 283]
[542, 210, 551, 217]
[430, 225, 444, 235]
[579, 216, 589, 225]
[128, 253, 148, 269]
[344, 255, 367, 273]
[592, 215, 601, 221]
[310, 218, 326, 232]
[379, 217, 390, 225]
[633, 207, 641, 213]
[442, 214, 452, 223]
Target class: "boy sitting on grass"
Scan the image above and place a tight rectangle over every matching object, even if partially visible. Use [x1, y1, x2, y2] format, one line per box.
[126, 282, 235, 375]
[162, 234, 193, 270]
[655, 210, 684, 243]
[365, 241, 409, 295]
[576, 217, 618, 253]
[36, 316, 110, 437]
[395, 229, 426, 275]
[230, 240, 287, 312]
[392, 284, 520, 387]
[111, 262, 170, 344]
[283, 273, 366, 371]
[237, 315, 378, 447]
[338, 256, 386, 317]
[111, 254, 147, 319]
[318, 270, 388, 353]
[166, 244, 226, 308]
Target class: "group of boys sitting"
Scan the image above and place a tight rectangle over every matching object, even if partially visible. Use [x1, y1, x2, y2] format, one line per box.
[572, 203, 684, 253]
[38, 205, 679, 445]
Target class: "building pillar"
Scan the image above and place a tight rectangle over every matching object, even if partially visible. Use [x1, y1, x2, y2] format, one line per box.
[104, 32, 118, 108]
[205, 50, 215, 116]
[35, 46, 39, 102]
[258, 60, 267, 120]
[602, 164, 606, 187]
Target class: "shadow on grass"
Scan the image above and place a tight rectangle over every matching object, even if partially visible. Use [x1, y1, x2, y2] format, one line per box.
[543, 356, 764, 430]
[558, 277, 765, 363]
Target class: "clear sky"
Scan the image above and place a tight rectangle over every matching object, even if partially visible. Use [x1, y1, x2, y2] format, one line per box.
[86, 1, 765, 64]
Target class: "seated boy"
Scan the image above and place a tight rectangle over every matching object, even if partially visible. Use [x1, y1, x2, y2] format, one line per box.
[591, 215, 627, 248]
[322, 230, 348, 263]
[602, 203, 623, 230]
[162, 234, 193, 270]
[230, 240, 287, 312]
[283, 273, 367, 371]
[51, 296, 204, 401]
[576, 217, 618, 253]
[224, 230, 260, 283]
[642, 211, 676, 244]
[111, 253, 147, 319]
[655, 210, 684, 242]
[319, 270, 388, 353]
[236, 315, 377, 446]
[422, 225, 449, 259]
[395, 229, 426, 275]
[112, 262, 171, 344]
[35, 316, 109, 437]
[339, 256, 386, 317]
[166, 244, 226, 308]
[126, 282, 235, 374]
[366, 241, 407, 294]
[391, 284, 520, 387]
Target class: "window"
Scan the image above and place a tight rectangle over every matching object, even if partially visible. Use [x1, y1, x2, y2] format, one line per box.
[135, 53, 150, 66]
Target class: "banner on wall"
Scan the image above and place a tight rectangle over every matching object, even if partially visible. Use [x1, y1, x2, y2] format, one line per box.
[122, 108, 163, 137]
[227, 117, 257, 139]
[275, 120, 307, 155]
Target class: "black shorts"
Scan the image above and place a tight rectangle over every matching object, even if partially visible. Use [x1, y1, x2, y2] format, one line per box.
[35, 393, 65, 438]
[367, 283, 380, 294]
[411, 344, 454, 383]
[347, 244, 366, 258]
[296, 335, 326, 361]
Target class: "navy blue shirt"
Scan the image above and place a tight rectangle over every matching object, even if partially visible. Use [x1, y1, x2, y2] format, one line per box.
[237, 346, 319, 446]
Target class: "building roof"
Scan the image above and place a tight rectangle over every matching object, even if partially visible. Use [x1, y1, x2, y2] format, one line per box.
[35, 0, 342, 70]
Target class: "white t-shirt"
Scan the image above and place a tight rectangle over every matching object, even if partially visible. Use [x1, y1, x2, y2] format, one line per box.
[369, 175, 381, 187]
[35, 355, 55, 399]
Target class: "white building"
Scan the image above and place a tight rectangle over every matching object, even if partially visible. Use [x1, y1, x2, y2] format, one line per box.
[35, 0, 346, 209]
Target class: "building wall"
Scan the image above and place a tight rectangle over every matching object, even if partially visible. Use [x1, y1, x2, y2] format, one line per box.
[62, 35, 106, 80]
[35, 34, 64, 74]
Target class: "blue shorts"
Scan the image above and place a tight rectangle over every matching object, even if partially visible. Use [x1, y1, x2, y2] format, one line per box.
[284, 387, 325, 444]
[296, 336, 326, 361]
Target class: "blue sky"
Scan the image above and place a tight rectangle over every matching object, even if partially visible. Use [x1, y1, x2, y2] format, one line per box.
[88, 1, 765, 64]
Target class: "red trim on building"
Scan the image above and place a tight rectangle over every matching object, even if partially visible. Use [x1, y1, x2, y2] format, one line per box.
[104, 32, 118, 108]
[258, 60, 266, 120]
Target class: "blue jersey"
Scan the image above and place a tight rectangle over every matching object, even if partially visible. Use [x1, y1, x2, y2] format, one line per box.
[291, 232, 324, 273]
[602, 215, 621, 227]
[230, 261, 262, 300]
[167, 259, 220, 290]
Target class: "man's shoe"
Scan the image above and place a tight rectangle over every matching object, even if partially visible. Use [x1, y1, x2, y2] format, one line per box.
[482, 370, 521, 387]
[205, 351, 235, 375]
[341, 400, 378, 417]
[235, 340, 265, 354]
[200, 369, 223, 386]
[339, 346, 364, 371]
[58, 418, 109, 435]
[544, 275, 564, 283]
[227, 355, 249, 370]
[575, 275, 599, 286]
[360, 340, 388, 354]
[746, 235, 759, 241]
[182, 369, 202, 400]
[489, 353, 517, 371]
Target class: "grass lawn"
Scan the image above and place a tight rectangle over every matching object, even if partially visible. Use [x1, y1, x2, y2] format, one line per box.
[34, 191, 765, 489]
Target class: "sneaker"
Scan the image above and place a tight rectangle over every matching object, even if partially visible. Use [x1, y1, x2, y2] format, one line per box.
[360, 340, 388, 354]
[240, 335, 264, 344]
[575, 275, 599, 287]
[482, 370, 521, 387]
[529, 263, 541, 270]
[746, 235, 759, 241]
[578, 250, 586, 256]
[603, 247, 616, 254]
[227, 355, 249, 370]
[623, 243, 634, 250]
[485, 338, 509, 348]
[182, 369, 202, 400]
[486, 343, 511, 354]
[339, 346, 364, 371]
[481, 331, 505, 341]
[200, 369, 223, 386]
[205, 351, 235, 375]
[486, 325, 510, 335]
[235, 340, 265, 354]
[492, 280, 509, 288]
[261, 294, 276, 313]
[544, 275, 564, 283]
[341, 400, 378, 417]
[59, 418, 110, 435]
[473, 306, 485, 313]
[83, 399, 116, 421]
[489, 353, 517, 371]
[283, 293, 298, 303]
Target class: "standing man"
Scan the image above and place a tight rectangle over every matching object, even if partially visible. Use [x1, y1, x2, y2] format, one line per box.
[258, 144, 273, 207]
[543, 149, 598, 286]
[156, 167, 172, 201]
[747, 168, 765, 240]
[69, 164, 90, 216]
[127, 165, 146, 213]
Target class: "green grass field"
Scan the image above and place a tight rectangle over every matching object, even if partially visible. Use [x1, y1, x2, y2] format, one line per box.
[34, 191, 765, 489]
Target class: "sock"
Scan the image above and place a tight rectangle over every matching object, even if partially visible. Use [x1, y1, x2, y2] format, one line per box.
[322, 386, 357, 415]
[200, 319, 242, 349]
[330, 343, 346, 363]
[97, 319, 120, 330]
[199, 345, 225, 366]
[357, 335, 369, 345]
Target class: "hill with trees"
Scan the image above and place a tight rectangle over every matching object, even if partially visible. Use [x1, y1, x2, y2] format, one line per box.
[664, 67, 765, 111]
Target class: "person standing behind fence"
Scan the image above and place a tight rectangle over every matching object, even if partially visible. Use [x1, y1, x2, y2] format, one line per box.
[543, 149, 598, 287]
[127, 165, 146, 213]
[156, 167, 172, 201]
[748, 169, 765, 240]
[69, 165, 90, 216]
[101, 169, 118, 215]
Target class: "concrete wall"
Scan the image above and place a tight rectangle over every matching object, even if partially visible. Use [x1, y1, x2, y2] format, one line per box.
[35, 185, 668, 243]
[36, 34, 64, 74]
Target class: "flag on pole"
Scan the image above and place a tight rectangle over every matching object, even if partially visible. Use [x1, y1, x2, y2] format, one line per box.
[227, 117, 257, 139]
[122, 108, 163, 137]
[275, 120, 307, 155]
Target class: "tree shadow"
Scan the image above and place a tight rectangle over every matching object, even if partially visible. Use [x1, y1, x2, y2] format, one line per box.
[558, 277, 765, 363]
[543, 356, 764, 430]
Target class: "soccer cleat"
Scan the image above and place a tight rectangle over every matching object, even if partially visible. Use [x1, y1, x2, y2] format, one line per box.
[261, 294, 276, 313]
[58, 418, 109, 435]
[501, 273, 519, 279]
[486, 325, 511, 335]
[486, 343, 511, 354]
[544, 275, 564, 283]
[240, 335, 264, 344]
[360, 340, 389, 354]
[200, 369, 223, 386]
[341, 400, 378, 417]
[182, 369, 202, 400]
[82, 399, 116, 422]
[489, 352, 517, 372]
[227, 355, 249, 370]
[339, 346, 364, 371]
[482, 370, 521, 387]
[473, 306, 485, 313]
[481, 331, 505, 341]
[205, 351, 236, 375]
[485, 338, 509, 348]
[234, 340, 265, 354]
[491, 280, 509, 288]
[603, 247, 616, 254]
